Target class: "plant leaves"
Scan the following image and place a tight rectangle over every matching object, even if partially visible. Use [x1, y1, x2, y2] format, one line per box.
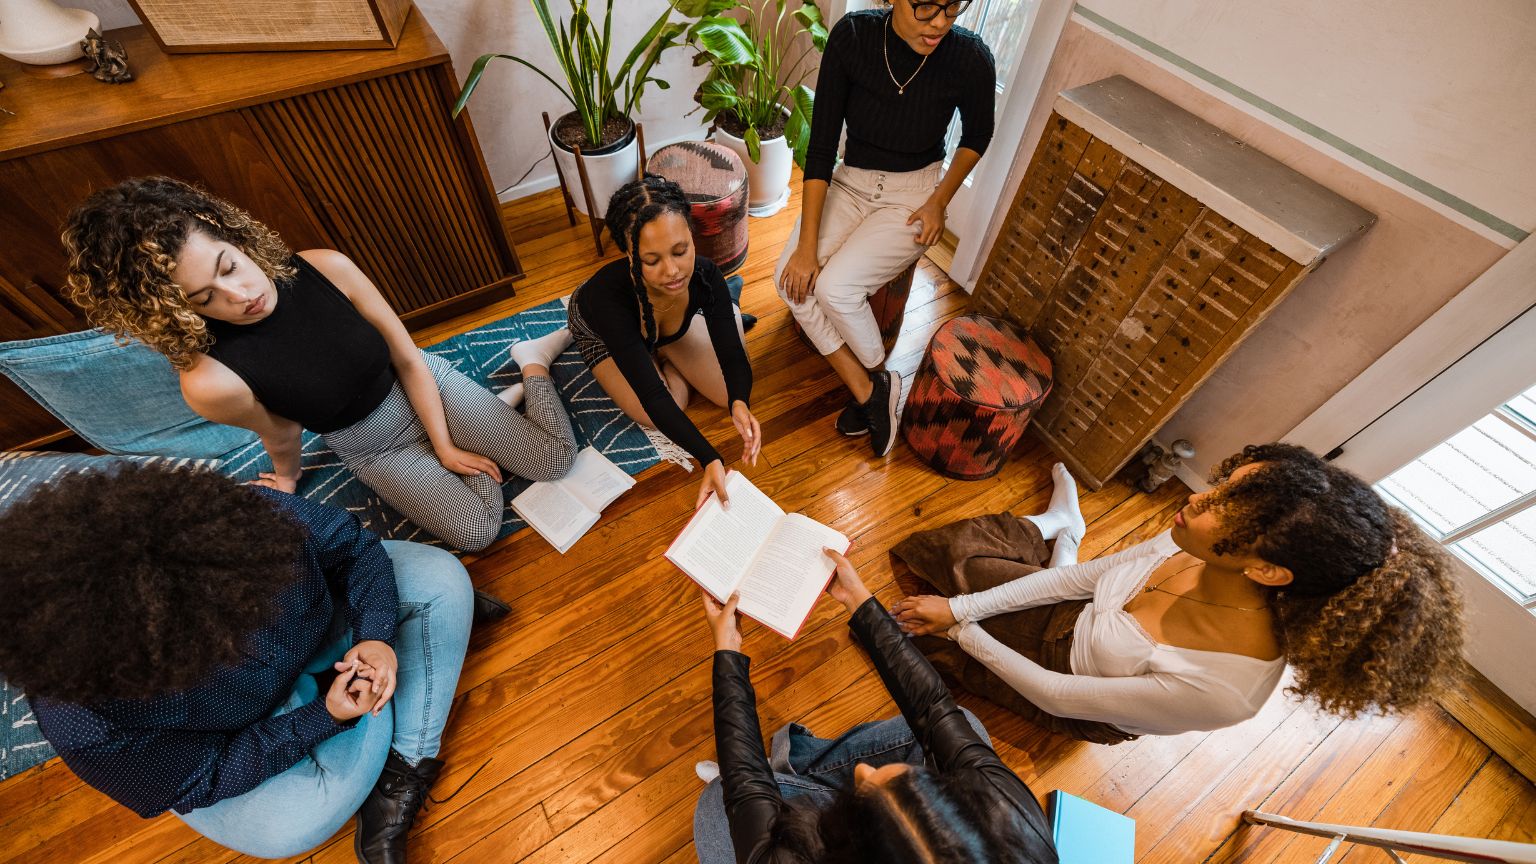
[696, 78, 740, 112]
[452, 52, 577, 118]
[745, 124, 761, 163]
[690, 16, 758, 67]
[670, 0, 739, 16]
[794, 3, 829, 51]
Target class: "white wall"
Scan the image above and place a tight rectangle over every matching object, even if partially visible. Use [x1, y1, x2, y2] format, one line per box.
[1076, 0, 1536, 247]
[71, 0, 713, 199]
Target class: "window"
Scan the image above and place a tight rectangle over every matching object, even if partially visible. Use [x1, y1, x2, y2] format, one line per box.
[1376, 381, 1536, 609]
[942, 0, 1034, 169]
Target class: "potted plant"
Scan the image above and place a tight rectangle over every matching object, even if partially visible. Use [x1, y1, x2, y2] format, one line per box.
[673, 0, 827, 216]
[454, 0, 687, 219]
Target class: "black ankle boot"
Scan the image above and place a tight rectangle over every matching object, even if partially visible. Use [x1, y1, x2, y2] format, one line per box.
[472, 589, 511, 626]
[355, 749, 443, 864]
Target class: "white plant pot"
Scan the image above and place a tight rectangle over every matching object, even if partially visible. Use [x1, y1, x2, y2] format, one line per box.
[713, 126, 792, 217]
[550, 122, 639, 220]
[0, 0, 98, 65]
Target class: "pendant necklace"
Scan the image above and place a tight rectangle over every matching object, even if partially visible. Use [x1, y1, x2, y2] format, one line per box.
[884, 14, 928, 96]
[1143, 561, 1267, 612]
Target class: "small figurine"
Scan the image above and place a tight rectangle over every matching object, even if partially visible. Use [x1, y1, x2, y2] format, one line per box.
[1138, 438, 1195, 493]
[80, 29, 133, 84]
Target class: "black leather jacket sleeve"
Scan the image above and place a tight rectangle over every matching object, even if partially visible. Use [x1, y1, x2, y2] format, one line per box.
[712, 650, 799, 864]
[848, 597, 1059, 861]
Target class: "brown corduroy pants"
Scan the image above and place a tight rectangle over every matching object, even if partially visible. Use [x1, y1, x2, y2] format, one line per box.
[892, 513, 1139, 746]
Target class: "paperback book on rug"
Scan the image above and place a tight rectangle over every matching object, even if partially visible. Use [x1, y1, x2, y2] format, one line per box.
[510, 446, 636, 553]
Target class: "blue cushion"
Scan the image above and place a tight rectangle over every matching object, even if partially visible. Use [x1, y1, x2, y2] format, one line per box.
[0, 330, 257, 459]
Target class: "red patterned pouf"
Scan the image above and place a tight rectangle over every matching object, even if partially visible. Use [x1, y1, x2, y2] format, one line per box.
[646, 141, 750, 274]
[901, 315, 1053, 480]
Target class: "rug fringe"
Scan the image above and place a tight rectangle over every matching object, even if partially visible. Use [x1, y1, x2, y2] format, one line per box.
[642, 425, 695, 471]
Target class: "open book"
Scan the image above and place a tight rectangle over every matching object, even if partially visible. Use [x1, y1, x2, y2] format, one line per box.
[665, 471, 850, 639]
[509, 447, 636, 553]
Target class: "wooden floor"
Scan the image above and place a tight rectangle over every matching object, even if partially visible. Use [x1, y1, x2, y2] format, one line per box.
[5, 181, 1536, 864]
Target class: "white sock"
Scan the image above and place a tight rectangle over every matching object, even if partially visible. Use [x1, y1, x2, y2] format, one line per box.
[511, 328, 573, 371]
[1049, 527, 1082, 568]
[1024, 463, 1087, 542]
[496, 383, 524, 407]
[695, 760, 720, 783]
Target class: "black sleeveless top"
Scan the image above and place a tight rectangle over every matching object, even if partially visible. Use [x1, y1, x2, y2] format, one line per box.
[205, 255, 395, 433]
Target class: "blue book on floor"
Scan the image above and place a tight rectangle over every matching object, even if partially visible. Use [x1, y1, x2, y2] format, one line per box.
[1049, 790, 1135, 863]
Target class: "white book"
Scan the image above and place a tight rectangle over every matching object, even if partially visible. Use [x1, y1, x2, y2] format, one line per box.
[665, 471, 850, 640]
[509, 446, 636, 553]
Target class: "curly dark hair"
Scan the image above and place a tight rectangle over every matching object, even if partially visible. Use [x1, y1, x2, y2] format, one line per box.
[0, 462, 305, 704]
[60, 176, 296, 370]
[772, 766, 1043, 863]
[1203, 443, 1465, 718]
[603, 175, 698, 347]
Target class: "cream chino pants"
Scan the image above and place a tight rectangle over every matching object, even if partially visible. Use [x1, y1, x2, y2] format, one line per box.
[774, 161, 943, 368]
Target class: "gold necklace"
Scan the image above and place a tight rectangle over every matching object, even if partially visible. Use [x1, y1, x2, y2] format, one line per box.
[883, 14, 929, 96]
[1144, 561, 1268, 612]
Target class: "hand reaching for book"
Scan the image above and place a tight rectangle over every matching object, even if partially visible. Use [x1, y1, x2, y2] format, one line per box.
[698, 460, 731, 510]
[731, 401, 761, 466]
[823, 548, 873, 613]
[701, 590, 743, 652]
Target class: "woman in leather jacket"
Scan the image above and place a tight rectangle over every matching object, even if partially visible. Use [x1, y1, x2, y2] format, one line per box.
[692, 548, 1059, 864]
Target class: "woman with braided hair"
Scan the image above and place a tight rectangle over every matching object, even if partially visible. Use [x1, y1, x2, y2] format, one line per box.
[568, 175, 761, 509]
[891, 444, 1466, 742]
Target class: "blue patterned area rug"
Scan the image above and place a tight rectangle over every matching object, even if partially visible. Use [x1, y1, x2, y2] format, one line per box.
[218, 297, 664, 547]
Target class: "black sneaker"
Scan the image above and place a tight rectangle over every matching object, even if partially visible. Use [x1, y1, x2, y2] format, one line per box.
[835, 397, 869, 437]
[861, 370, 901, 457]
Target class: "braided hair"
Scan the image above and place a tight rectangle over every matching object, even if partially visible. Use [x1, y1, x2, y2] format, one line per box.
[604, 175, 695, 347]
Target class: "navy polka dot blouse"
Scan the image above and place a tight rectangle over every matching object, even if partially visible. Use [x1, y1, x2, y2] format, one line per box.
[32, 489, 398, 817]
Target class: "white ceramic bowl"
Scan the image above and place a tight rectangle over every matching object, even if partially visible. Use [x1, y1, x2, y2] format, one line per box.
[0, 6, 97, 65]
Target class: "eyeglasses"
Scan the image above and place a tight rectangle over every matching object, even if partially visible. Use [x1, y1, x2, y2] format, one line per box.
[910, 0, 972, 21]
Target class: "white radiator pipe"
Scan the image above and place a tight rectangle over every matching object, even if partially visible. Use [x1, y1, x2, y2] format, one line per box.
[1242, 810, 1536, 863]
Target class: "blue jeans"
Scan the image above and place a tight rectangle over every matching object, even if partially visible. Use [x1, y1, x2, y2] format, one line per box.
[692, 710, 989, 864]
[177, 541, 473, 859]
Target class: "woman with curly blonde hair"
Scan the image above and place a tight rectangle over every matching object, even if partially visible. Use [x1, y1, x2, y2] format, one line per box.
[889, 444, 1465, 743]
[61, 177, 578, 556]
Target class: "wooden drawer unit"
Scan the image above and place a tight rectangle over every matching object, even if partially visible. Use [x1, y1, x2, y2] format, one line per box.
[0, 8, 518, 449]
[972, 76, 1375, 488]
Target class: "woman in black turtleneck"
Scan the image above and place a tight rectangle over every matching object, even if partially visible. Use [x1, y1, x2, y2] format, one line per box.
[775, 0, 995, 458]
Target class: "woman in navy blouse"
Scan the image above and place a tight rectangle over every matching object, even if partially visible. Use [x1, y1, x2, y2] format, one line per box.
[0, 464, 473, 863]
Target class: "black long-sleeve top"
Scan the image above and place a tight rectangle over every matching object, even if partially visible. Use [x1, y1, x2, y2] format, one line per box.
[711, 598, 1058, 863]
[571, 256, 752, 465]
[32, 489, 399, 818]
[804, 9, 996, 183]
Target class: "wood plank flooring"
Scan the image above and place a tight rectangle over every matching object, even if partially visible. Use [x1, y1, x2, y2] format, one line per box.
[4, 179, 1535, 863]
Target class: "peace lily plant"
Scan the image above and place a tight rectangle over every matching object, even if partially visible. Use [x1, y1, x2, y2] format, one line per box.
[674, 0, 828, 163]
[673, 0, 828, 212]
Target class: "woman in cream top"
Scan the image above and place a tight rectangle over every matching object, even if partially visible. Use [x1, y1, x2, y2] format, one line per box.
[893, 443, 1468, 741]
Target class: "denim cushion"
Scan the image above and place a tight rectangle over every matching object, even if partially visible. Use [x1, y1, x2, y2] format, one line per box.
[0, 330, 257, 459]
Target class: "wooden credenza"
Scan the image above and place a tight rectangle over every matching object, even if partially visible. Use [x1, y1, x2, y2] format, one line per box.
[0, 7, 519, 449]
